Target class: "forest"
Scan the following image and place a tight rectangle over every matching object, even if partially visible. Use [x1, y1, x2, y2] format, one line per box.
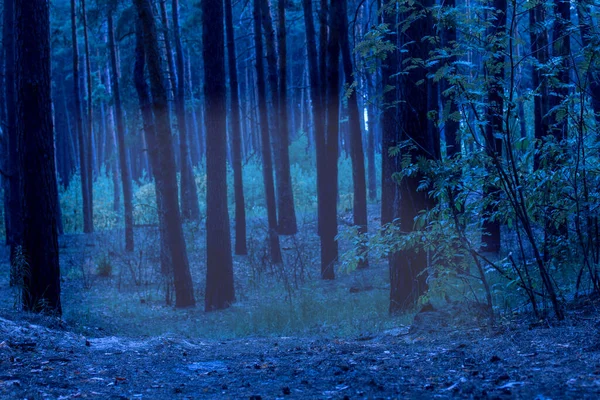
[1, 0, 600, 398]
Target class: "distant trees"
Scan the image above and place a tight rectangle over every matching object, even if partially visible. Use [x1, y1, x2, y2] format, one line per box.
[15, 0, 62, 314]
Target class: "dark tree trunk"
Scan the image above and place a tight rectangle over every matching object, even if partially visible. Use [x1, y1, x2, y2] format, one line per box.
[108, 10, 135, 252]
[551, 0, 571, 139]
[202, 0, 236, 311]
[301, 0, 326, 238]
[81, 0, 94, 194]
[16, 0, 62, 315]
[366, 72, 377, 202]
[172, 0, 201, 222]
[275, 0, 298, 235]
[481, 0, 507, 254]
[225, 0, 248, 255]
[316, 0, 328, 237]
[71, 0, 93, 234]
[390, 0, 439, 313]
[529, 3, 550, 169]
[321, 0, 341, 280]
[254, 0, 282, 264]
[158, 0, 178, 101]
[339, 0, 368, 267]
[380, 4, 398, 227]
[441, 0, 460, 157]
[134, 0, 196, 308]
[3, 0, 23, 283]
[576, 1, 600, 126]
[134, 19, 172, 277]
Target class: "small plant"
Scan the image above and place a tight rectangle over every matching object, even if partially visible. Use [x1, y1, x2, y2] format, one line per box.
[96, 255, 113, 277]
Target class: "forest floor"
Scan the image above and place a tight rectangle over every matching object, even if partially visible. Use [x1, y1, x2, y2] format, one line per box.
[2, 208, 600, 399]
[2, 300, 600, 399]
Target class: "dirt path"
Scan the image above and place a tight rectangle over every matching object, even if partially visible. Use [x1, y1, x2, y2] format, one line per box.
[2, 314, 600, 399]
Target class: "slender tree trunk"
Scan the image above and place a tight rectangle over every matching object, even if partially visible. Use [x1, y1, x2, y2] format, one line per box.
[158, 0, 178, 101]
[225, 0, 248, 255]
[275, 0, 298, 234]
[3, 0, 23, 282]
[172, 0, 200, 222]
[108, 10, 134, 252]
[203, 0, 236, 311]
[16, 0, 62, 315]
[577, 0, 600, 126]
[134, 0, 195, 308]
[339, 0, 368, 267]
[551, 0, 571, 139]
[481, 0, 507, 254]
[380, 3, 398, 226]
[321, 0, 341, 280]
[71, 0, 93, 234]
[254, 0, 283, 264]
[134, 18, 172, 277]
[529, 3, 550, 169]
[316, 0, 328, 237]
[81, 0, 95, 192]
[442, 0, 460, 157]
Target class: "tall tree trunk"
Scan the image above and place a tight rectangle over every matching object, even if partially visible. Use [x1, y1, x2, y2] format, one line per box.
[108, 9, 134, 252]
[380, 3, 398, 226]
[134, 0, 195, 308]
[172, 0, 201, 222]
[390, 0, 439, 313]
[551, 0, 571, 139]
[316, 0, 328, 237]
[321, 0, 341, 280]
[275, 0, 298, 234]
[81, 0, 94, 193]
[529, 3, 550, 169]
[254, 0, 283, 264]
[16, 0, 62, 315]
[71, 0, 93, 234]
[339, 0, 368, 267]
[158, 0, 178, 101]
[225, 0, 248, 255]
[3, 0, 23, 283]
[134, 18, 172, 278]
[203, 0, 236, 311]
[481, 0, 507, 254]
[442, 0, 460, 157]
[576, 0, 600, 126]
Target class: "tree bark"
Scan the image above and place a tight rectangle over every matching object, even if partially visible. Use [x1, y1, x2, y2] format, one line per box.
[3, 0, 23, 283]
[389, 0, 439, 313]
[172, 0, 201, 222]
[16, 0, 62, 315]
[134, 0, 196, 308]
[108, 9, 135, 252]
[81, 0, 94, 194]
[71, 0, 93, 234]
[321, 0, 341, 280]
[225, 0, 248, 255]
[275, 0, 298, 235]
[254, 0, 283, 264]
[202, 0, 236, 311]
[481, 0, 507, 254]
[339, 0, 368, 267]
[134, 18, 172, 277]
